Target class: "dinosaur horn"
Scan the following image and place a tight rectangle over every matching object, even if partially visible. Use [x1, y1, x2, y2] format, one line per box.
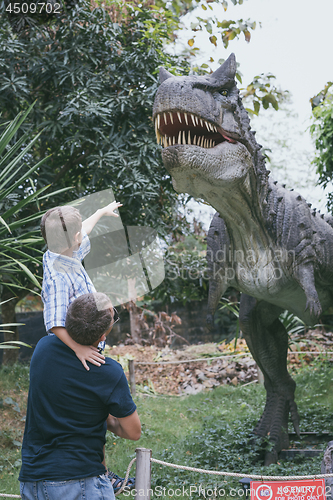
[159, 67, 173, 83]
[210, 53, 236, 81]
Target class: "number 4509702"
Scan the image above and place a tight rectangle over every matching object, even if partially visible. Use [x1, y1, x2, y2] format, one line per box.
[6, 2, 61, 13]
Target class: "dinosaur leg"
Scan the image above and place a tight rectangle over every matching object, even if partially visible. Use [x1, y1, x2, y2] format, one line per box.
[239, 294, 300, 465]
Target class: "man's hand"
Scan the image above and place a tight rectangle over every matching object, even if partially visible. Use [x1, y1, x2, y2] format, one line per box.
[102, 201, 123, 217]
[74, 344, 105, 371]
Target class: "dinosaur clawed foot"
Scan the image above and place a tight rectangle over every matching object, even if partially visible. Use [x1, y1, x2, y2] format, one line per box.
[252, 391, 300, 466]
[305, 297, 322, 318]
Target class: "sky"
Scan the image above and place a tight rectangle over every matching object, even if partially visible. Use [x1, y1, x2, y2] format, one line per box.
[173, 0, 333, 228]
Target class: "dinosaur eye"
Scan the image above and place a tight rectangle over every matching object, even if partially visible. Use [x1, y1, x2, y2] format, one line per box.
[220, 89, 228, 97]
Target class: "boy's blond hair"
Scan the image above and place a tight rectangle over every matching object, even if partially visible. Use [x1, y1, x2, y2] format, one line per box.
[41, 206, 82, 253]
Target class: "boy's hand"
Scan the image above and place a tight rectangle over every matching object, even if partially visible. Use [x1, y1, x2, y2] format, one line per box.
[74, 344, 105, 371]
[82, 201, 123, 235]
[102, 201, 123, 217]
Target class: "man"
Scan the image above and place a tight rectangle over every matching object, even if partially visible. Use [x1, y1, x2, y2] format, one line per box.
[19, 292, 141, 500]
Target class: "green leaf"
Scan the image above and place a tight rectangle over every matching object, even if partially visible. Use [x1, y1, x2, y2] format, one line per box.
[0, 216, 12, 234]
[253, 100, 260, 115]
[8, 258, 41, 289]
[0, 340, 31, 347]
[209, 35, 217, 46]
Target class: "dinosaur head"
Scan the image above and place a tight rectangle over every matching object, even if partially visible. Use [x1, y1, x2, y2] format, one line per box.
[153, 54, 267, 205]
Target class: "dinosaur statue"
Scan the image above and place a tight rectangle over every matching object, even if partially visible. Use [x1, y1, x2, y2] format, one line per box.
[153, 53, 333, 465]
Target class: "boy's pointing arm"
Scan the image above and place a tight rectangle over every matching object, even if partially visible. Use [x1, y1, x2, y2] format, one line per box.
[82, 201, 123, 235]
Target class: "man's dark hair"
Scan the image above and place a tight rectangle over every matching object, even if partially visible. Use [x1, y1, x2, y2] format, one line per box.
[66, 293, 113, 345]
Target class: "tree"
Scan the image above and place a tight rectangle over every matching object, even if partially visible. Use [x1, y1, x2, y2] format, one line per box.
[0, 0, 190, 230]
[310, 84, 333, 211]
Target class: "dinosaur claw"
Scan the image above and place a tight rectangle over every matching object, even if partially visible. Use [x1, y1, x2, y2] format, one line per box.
[305, 298, 322, 318]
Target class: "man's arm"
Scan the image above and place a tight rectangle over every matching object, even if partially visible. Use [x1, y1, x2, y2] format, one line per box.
[51, 327, 105, 371]
[82, 201, 123, 235]
[106, 411, 141, 441]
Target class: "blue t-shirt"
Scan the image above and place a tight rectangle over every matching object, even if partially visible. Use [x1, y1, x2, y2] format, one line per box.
[19, 335, 136, 482]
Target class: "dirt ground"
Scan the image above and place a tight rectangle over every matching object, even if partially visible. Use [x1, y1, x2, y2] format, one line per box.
[105, 328, 333, 395]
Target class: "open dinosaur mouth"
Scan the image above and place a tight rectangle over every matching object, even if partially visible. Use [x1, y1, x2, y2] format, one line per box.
[154, 111, 237, 148]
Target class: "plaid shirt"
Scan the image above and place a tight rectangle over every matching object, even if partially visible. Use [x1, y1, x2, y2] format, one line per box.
[42, 231, 96, 333]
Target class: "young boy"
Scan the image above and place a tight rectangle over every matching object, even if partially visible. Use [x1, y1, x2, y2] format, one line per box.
[40, 201, 122, 370]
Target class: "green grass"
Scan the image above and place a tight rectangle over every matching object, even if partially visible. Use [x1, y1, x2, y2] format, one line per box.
[1, 360, 333, 499]
[0, 364, 30, 496]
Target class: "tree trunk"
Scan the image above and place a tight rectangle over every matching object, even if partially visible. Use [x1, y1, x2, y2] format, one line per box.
[1, 290, 20, 365]
[128, 300, 142, 345]
[127, 278, 142, 344]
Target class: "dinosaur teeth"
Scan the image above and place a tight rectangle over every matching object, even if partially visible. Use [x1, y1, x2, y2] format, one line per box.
[155, 111, 220, 148]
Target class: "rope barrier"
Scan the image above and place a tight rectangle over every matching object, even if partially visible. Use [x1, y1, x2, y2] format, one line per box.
[135, 353, 248, 365]
[150, 457, 333, 481]
[115, 457, 136, 496]
[134, 351, 333, 366]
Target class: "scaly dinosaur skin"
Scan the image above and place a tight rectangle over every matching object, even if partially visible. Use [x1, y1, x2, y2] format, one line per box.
[153, 54, 333, 465]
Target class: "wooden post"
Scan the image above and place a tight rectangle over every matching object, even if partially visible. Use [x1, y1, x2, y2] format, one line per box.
[135, 448, 152, 500]
[128, 359, 136, 397]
